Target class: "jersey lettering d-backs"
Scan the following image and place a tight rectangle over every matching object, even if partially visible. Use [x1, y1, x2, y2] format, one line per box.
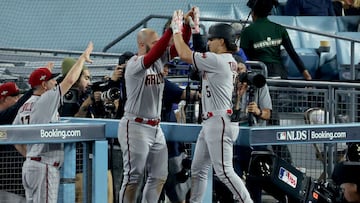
[192, 52, 237, 113]
[124, 53, 167, 119]
[13, 85, 63, 159]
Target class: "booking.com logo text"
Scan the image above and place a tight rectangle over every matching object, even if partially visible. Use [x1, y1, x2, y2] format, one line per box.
[40, 129, 81, 139]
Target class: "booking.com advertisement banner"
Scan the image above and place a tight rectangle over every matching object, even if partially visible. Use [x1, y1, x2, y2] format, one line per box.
[0, 123, 105, 144]
[250, 123, 360, 145]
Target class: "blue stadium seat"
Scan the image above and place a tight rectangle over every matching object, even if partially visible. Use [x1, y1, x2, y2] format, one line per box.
[336, 16, 360, 32]
[296, 16, 339, 75]
[233, 2, 252, 20]
[189, 2, 237, 34]
[335, 32, 360, 80]
[296, 16, 338, 50]
[268, 16, 319, 79]
[281, 48, 319, 79]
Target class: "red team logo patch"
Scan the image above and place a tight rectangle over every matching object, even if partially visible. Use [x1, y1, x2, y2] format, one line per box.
[202, 53, 207, 58]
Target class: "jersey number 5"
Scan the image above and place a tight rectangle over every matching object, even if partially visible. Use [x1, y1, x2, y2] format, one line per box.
[21, 115, 30, 124]
[205, 85, 211, 97]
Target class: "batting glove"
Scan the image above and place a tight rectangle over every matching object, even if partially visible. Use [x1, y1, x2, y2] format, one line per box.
[171, 10, 184, 35]
[191, 7, 200, 34]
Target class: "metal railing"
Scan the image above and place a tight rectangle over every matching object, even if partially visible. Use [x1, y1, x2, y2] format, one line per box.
[102, 15, 360, 79]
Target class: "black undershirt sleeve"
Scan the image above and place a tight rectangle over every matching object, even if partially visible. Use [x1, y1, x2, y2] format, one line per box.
[282, 37, 306, 74]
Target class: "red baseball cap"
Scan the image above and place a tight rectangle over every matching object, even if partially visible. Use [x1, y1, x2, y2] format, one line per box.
[28, 67, 60, 88]
[0, 82, 20, 99]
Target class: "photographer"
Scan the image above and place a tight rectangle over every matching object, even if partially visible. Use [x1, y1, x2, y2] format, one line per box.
[58, 57, 92, 117]
[214, 55, 272, 203]
[58, 54, 132, 203]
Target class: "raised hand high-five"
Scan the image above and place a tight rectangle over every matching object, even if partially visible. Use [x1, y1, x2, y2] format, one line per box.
[171, 10, 184, 35]
[191, 6, 200, 34]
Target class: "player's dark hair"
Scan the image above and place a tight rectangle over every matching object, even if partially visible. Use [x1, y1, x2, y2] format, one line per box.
[224, 40, 238, 53]
[247, 0, 279, 18]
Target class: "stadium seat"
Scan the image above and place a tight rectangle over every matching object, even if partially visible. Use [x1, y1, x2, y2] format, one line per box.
[295, 16, 339, 79]
[281, 48, 319, 79]
[233, 2, 252, 20]
[335, 32, 360, 80]
[268, 17, 319, 79]
[336, 16, 360, 32]
[189, 2, 237, 33]
[296, 16, 338, 51]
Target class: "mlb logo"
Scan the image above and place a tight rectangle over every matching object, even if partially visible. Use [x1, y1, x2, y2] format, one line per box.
[278, 167, 297, 188]
[277, 132, 286, 140]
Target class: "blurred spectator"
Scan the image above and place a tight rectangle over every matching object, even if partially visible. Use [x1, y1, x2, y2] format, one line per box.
[241, 0, 312, 80]
[58, 57, 94, 117]
[0, 82, 31, 203]
[0, 82, 32, 124]
[284, 0, 336, 16]
[58, 54, 132, 203]
[231, 22, 248, 63]
[333, 0, 360, 16]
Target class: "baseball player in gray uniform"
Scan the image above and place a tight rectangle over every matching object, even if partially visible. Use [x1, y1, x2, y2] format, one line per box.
[171, 10, 253, 203]
[13, 42, 93, 203]
[117, 14, 192, 203]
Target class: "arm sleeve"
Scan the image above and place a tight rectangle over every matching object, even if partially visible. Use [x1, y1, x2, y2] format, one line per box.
[143, 29, 173, 68]
[0, 89, 33, 125]
[282, 35, 306, 74]
[192, 33, 207, 52]
[170, 24, 192, 58]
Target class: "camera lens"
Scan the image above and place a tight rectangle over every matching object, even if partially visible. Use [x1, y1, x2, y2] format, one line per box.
[101, 87, 120, 101]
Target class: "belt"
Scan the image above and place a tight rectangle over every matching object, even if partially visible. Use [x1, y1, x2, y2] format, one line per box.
[134, 117, 160, 126]
[202, 109, 233, 120]
[30, 157, 60, 167]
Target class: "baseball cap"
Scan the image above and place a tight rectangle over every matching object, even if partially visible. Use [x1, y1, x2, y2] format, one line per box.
[28, 67, 60, 88]
[61, 58, 88, 76]
[0, 82, 20, 99]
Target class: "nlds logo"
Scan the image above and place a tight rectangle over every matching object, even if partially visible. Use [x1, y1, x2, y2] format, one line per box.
[276, 130, 307, 141]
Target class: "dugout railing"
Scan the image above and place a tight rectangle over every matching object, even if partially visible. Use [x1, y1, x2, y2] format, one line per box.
[102, 15, 360, 81]
[1, 112, 359, 202]
[0, 122, 108, 203]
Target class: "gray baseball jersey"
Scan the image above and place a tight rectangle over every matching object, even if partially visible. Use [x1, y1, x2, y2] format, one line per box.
[124, 54, 167, 119]
[192, 52, 237, 113]
[118, 52, 169, 203]
[13, 85, 63, 203]
[13, 85, 63, 160]
[190, 51, 253, 203]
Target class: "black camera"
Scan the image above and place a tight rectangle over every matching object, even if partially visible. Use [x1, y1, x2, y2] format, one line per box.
[248, 151, 346, 203]
[118, 51, 134, 65]
[238, 71, 266, 89]
[100, 87, 121, 101]
[91, 81, 121, 101]
[63, 89, 79, 104]
[306, 180, 344, 203]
